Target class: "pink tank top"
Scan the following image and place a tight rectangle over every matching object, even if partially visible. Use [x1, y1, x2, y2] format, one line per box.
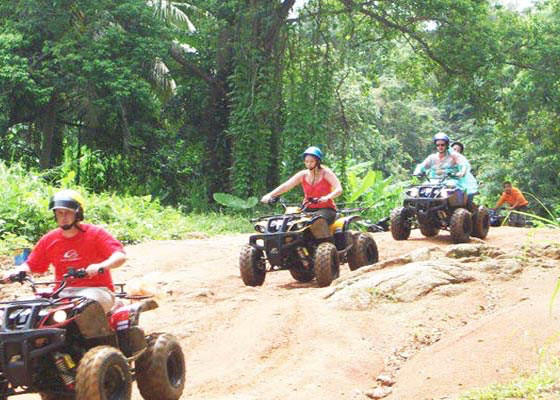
[301, 173, 336, 210]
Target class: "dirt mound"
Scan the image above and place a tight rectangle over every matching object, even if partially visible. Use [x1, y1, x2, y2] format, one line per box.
[3, 226, 559, 400]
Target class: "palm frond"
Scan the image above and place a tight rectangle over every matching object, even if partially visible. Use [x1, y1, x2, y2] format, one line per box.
[147, 0, 196, 32]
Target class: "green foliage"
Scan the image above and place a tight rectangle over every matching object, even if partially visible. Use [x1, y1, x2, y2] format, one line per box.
[0, 0, 559, 222]
[0, 163, 53, 253]
[0, 161, 251, 255]
[344, 164, 404, 221]
[458, 357, 560, 399]
[213, 193, 258, 210]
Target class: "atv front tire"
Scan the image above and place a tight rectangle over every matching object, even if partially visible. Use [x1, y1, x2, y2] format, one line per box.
[450, 208, 473, 243]
[239, 244, 266, 286]
[348, 232, 379, 271]
[419, 224, 440, 237]
[289, 269, 315, 282]
[472, 207, 490, 239]
[390, 207, 411, 240]
[314, 242, 340, 287]
[136, 333, 186, 400]
[75, 346, 132, 400]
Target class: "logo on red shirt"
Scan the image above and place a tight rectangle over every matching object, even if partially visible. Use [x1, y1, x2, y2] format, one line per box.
[63, 250, 79, 260]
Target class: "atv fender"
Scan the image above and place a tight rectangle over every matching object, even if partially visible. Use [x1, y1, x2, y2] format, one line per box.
[75, 300, 115, 339]
[110, 300, 159, 330]
[309, 217, 332, 239]
[330, 215, 361, 235]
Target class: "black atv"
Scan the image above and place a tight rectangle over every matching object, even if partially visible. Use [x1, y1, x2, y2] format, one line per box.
[490, 207, 533, 228]
[240, 197, 379, 288]
[390, 173, 490, 244]
[0, 268, 186, 400]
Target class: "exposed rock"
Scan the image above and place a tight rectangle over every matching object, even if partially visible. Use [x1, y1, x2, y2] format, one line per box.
[445, 243, 504, 259]
[365, 387, 393, 399]
[375, 374, 395, 386]
[328, 260, 474, 308]
[333, 247, 443, 284]
[432, 285, 467, 297]
[536, 259, 559, 269]
[476, 259, 524, 279]
[542, 243, 560, 259]
[186, 288, 215, 299]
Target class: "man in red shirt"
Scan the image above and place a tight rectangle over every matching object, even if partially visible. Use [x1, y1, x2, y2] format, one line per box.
[3, 189, 127, 312]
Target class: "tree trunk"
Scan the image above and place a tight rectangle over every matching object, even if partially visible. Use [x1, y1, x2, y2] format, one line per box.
[39, 94, 61, 170]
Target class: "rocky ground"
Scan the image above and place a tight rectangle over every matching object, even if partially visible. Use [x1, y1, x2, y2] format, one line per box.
[1, 226, 559, 399]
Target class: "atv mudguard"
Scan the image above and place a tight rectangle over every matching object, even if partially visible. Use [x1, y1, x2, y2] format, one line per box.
[309, 217, 332, 239]
[330, 215, 360, 252]
[74, 299, 115, 339]
[330, 215, 361, 234]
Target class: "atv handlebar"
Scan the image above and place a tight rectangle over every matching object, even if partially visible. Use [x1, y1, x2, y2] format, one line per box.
[3, 270, 29, 284]
[2, 267, 105, 298]
[63, 267, 104, 280]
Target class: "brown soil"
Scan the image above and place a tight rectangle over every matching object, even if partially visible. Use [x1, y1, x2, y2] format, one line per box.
[4, 227, 560, 400]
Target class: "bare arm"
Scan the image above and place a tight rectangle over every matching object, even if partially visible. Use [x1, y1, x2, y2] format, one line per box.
[261, 171, 304, 203]
[85, 251, 127, 276]
[413, 155, 432, 175]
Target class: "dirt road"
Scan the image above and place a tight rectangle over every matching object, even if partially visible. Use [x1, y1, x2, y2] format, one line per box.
[6, 226, 560, 399]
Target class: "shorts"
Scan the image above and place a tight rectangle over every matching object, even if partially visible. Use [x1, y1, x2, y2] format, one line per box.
[59, 287, 115, 313]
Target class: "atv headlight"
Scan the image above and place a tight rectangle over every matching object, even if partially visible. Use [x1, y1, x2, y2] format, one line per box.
[254, 224, 266, 233]
[407, 188, 419, 197]
[52, 310, 68, 323]
[269, 220, 280, 232]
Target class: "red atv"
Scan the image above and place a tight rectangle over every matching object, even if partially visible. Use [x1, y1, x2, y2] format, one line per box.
[0, 268, 185, 400]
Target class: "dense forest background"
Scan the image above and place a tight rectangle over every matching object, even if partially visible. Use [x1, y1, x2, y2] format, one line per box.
[1, 0, 559, 215]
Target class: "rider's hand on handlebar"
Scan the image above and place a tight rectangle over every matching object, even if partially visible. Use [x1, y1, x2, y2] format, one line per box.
[2, 269, 27, 283]
[85, 264, 104, 277]
[2, 265, 30, 283]
[261, 194, 273, 204]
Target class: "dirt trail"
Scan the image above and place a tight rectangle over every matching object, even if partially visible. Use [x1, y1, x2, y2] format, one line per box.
[6, 227, 560, 400]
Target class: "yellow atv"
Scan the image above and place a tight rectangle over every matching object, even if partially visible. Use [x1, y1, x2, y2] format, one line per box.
[239, 198, 378, 287]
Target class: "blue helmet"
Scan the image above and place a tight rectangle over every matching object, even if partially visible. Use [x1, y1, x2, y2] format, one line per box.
[302, 146, 323, 161]
[433, 132, 450, 144]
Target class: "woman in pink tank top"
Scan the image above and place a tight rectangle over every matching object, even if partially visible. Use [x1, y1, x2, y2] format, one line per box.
[260, 146, 343, 224]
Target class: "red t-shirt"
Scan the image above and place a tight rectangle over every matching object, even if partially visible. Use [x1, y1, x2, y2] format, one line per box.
[301, 174, 336, 210]
[26, 224, 124, 290]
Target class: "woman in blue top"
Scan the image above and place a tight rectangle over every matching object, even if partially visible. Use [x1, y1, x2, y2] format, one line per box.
[414, 133, 478, 200]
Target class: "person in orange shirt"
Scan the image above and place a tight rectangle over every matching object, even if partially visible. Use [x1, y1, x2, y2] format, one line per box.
[493, 181, 529, 211]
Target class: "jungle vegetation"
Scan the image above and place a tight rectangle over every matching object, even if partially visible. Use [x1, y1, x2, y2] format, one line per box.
[1, 0, 559, 237]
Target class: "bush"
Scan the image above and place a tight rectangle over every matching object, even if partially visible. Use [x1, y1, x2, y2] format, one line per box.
[0, 162, 252, 255]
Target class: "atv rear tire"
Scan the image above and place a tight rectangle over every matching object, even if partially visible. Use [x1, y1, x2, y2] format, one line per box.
[239, 244, 266, 286]
[40, 394, 73, 400]
[136, 333, 186, 400]
[75, 346, 132, 400]
[314, 242, 339, 287]
[419, 224, 440, 237]
[348, 232, 379, 271]
[390, 207, 411, 240]
[289, 269, 314, 282]
[472, 207, 490, 239]
[450, 208, 473, 243]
